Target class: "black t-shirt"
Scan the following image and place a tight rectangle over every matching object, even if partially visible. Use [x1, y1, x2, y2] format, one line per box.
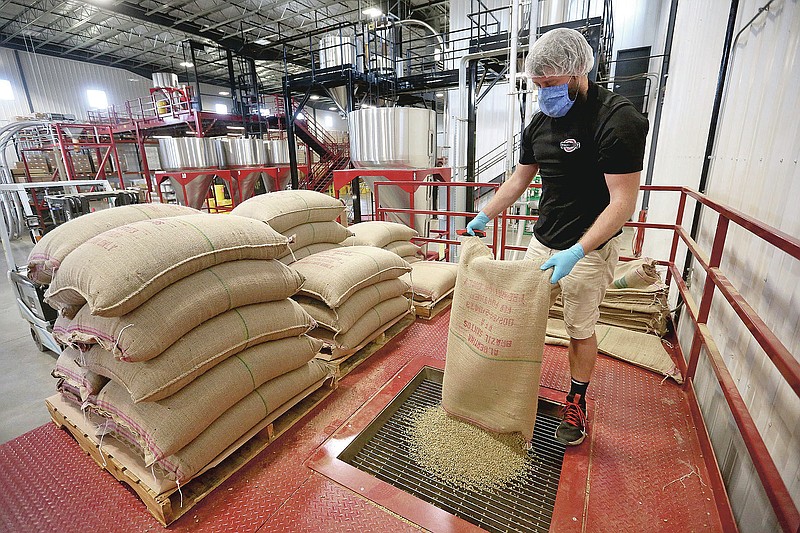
[519, 81, 649, 250]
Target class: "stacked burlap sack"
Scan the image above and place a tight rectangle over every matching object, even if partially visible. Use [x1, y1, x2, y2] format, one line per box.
[45, 212, 332, 483]
[290, 246, 412, 360]
[27, 203, 197, 284]
[549, 257, 669, 336]
[400, 261, 459, 311]
[343, 220, 424, 264]
[545, 318, 682, 383]
[231, 189, 351, 264]
[51, 347, 109, 406]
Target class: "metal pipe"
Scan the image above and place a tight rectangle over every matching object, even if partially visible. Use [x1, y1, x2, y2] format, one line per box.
[505, 0, 521, 174]
[641, 0, 680, 211]
[681, 0, 740, 282]
[454, 46, 516, 182]
[523, 0, 538, 127]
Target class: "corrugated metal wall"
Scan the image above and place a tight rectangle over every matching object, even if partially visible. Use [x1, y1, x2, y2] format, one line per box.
[646, 1, 800, 531]
[0, 47, 231, 124]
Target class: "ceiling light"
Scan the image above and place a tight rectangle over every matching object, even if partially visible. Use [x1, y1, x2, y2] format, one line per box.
[435, 92, 444, 97]
[218, 91, 230, 96]
[226, 126, 246, 130]
[128, 78, 138, 82]
[362, 7, 382, 17]
[255, 38, 271, 45]
[152, 135, 173, 139]
[329, 106, 337, 111]
[310, 95, 320, 101]
[362, 104, 373, 109]
[179, 61, 193, 68]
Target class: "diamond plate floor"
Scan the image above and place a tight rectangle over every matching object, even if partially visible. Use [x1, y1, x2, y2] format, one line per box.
[0, 310, 725, 532]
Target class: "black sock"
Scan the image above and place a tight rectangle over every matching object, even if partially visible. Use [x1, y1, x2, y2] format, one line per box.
[567, 378, 589, 409]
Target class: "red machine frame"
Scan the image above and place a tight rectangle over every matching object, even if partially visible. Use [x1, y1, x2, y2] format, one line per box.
[155, 164, 310, 212]
[371, 180, 800, 533]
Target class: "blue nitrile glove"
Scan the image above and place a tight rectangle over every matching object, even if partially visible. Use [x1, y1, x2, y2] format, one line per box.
[466, 211, 491, 236]
[540, 242, 585, 284]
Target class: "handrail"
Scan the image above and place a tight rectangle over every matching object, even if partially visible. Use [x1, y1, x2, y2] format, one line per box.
[371, 180, 799, 532]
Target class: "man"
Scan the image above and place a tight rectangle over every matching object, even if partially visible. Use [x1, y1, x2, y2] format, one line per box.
[466, 28, 649, 445]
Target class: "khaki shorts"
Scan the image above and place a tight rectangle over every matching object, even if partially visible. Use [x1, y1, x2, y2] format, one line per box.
[525, 235, 621, 339]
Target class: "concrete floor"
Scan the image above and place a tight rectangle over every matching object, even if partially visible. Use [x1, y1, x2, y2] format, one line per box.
[0, 238, 59, 444]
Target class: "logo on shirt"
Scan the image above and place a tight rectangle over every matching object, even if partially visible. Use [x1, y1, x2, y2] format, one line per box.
[560, 139, 581, 153]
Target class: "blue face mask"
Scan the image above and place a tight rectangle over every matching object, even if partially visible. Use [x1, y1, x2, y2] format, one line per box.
[538, 81, 575, 118]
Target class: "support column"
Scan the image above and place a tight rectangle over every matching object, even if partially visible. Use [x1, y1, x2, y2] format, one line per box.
[465, 60, 478, 211]
[346, 73, 361, 223]
[283, 85, 300, 190]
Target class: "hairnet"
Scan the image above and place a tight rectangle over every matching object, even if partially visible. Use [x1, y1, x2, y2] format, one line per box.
[525, 28, 595, 77]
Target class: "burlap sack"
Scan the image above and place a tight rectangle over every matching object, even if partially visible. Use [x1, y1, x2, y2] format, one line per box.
[294, 278, 409, 333]
[44, 214, 290, 317]
[403, 255, 422, 264]
[27, 203, 198, 284]
[545, 318, 682, 383]
[278, 243, 342, 265]
[94, 334, 323, 464]
[231, 190, 345, 233]
[442, 238, 551, 440]
[313, 295, 411, 359]
[345, 221, 418, 248]
[52, 347, 109, 402]
[400, 261, 458, 302]
[611, 258, 663, 289]
[383, 240, 422, 258]
[282, 221, 352, 251]
[157, 359, 330, 482]
[293, 246, 410, 308]
[53, 260, 303, 362]
[83, 299, 315, 402]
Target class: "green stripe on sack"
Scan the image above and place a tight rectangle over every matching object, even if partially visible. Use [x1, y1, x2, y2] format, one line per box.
[233, 354, 257, 389]
[233, 308, 251, 340]
[207, 267, 233, 309]
[613, 277, 628, 289]
[254, 388, 270, 416]
[178, 219, 216, 251]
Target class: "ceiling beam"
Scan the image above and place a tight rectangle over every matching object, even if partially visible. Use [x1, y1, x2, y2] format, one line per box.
[85, 0, 284, 61]
[0, 40, 230, 86]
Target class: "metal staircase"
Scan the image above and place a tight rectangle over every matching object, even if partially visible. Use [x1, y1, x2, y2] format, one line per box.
[273, 97, 350, 192]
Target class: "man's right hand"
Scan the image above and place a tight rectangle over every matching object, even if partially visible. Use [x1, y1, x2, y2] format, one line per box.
[465, 211, 490, 236]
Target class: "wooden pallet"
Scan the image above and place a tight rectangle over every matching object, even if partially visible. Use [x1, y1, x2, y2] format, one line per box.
[412, 289, 454, 320]
[46, 376, 335, 526]
[321, 311, 415, 380]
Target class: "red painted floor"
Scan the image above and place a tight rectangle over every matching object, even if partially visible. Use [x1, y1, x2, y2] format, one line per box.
[0, 310, 725, 532]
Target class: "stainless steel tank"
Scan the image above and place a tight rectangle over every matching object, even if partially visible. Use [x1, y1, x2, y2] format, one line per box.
[219, 138, 269, 167]
[152, 72, 178, 88]
[265, 140, 290, 165]
[157, 137, 220, 170]
[319, 35, 355, 68]
[348, 107, 437, 169]
[348, 107, 438, 233]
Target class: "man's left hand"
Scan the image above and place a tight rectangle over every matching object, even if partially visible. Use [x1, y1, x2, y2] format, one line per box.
[540, 243, 585, 284]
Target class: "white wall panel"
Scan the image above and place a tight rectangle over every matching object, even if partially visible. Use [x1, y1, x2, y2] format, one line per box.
[651, 0, 800, 531]
[0, 48, 232, 124]
[0, 48, 30, 120]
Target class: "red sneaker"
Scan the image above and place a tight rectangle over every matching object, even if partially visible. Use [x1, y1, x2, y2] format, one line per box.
[555, 394, 587, 445]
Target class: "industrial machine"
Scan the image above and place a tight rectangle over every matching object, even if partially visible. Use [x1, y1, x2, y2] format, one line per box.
[0, 180, 119, 353]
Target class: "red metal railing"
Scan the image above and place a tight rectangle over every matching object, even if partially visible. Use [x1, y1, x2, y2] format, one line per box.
[372, 180, 800, 533]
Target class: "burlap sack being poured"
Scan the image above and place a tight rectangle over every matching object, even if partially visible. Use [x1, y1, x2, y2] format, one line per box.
[442, 237, 551, 441]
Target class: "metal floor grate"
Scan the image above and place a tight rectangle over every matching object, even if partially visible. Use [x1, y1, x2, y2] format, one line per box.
[340, 372, 566, 533]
